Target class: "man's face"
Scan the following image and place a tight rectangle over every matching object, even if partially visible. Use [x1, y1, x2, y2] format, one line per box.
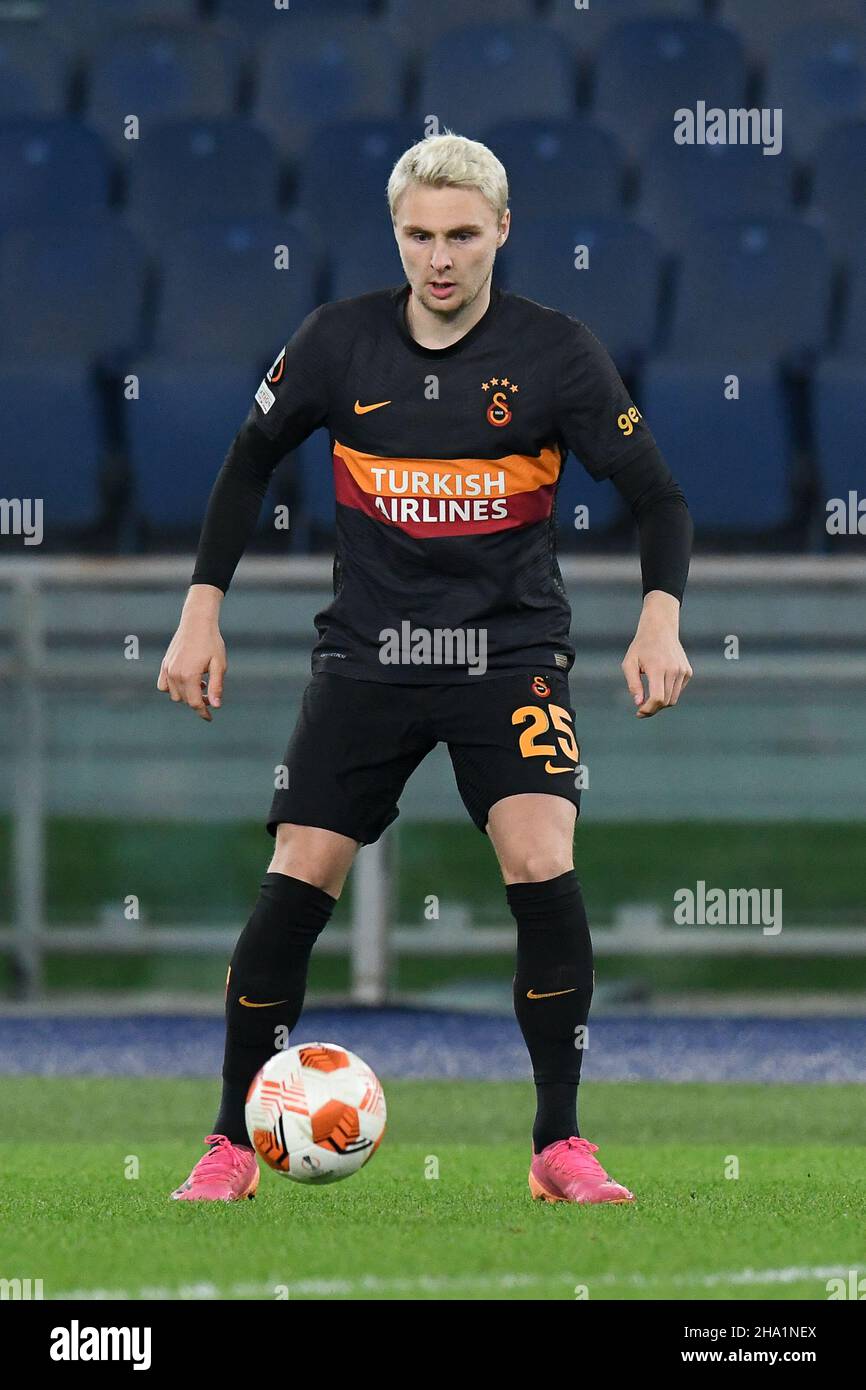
[393, 183, 509, 316]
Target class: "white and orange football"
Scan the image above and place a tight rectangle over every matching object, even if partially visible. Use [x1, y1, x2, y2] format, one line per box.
[245, 1042, 386, 1184]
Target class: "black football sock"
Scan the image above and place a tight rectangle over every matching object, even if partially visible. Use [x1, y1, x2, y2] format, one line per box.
[507, 869, 594, 1155]
[213, 872, 336, 1145]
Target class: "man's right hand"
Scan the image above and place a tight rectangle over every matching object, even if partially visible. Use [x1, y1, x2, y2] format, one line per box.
[157, 584, 227, 722]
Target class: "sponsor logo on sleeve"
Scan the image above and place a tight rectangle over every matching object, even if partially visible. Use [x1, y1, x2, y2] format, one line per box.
[255, 345, 286, 414]
[617, 404, 643, 436]
[255, 379, 275, 414]
[267, 347, 286, 384]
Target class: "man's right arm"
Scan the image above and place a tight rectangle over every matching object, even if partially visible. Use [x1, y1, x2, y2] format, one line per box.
[192, 303, 333, 596]
[157, 306, 332, 720]
[190, 417, 288, 595]
[156, 420, 286, 720]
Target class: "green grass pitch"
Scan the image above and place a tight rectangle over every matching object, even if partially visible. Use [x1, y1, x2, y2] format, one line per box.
[1, 1077, 864, 1301]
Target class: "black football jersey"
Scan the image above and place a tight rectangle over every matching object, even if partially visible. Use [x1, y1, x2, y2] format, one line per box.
[248, 282, 655, 683]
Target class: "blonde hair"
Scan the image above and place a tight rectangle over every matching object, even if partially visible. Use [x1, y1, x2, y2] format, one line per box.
[387, 131, 509, 225]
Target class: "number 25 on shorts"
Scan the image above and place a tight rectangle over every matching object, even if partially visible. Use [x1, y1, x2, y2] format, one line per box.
[512, 703, 580, 774]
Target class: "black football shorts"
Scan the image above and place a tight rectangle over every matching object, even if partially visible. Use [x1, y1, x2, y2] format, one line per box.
[266, 669, 582, 844]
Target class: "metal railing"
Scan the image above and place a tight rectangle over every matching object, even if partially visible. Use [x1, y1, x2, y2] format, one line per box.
[1, 554, 865, 1000]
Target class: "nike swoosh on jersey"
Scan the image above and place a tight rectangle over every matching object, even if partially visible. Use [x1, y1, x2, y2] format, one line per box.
[544, 761, 575, 774]
[354, 399, 392, 414]
[239, 996, 289, 1008]
[526, 987, 577, 999]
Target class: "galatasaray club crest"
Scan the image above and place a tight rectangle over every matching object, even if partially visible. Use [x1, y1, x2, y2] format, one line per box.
[482, 376, 518, 427]
[531, 675, 550, 698]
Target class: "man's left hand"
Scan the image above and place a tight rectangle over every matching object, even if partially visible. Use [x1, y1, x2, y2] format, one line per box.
[621, 590, 693, 718]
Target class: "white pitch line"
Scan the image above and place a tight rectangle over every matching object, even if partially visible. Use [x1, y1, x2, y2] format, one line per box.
[593, 1264, 853, 1289]
[48, 1265, 853, 1300]
[49, 1273, 551, 1301]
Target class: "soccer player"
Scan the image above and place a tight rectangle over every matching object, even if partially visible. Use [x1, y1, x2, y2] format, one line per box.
[160, 133, 693, 1205]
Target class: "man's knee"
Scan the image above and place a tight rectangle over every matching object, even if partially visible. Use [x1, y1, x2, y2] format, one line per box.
[499, 850, 574, 885]
[487, 796, 576, 885]
[268, 823, 359, 898]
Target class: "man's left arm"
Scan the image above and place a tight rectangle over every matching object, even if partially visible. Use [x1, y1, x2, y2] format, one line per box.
[609, 444, 694, 718]
[553, 319, 694, 718]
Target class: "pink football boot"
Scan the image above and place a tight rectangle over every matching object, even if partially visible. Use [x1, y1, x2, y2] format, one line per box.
[170, 1133, 260, 1202]
[529, 1137, 635, 1205]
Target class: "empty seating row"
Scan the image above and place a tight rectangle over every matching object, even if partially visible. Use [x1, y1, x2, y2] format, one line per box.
[1, 357, 862, 538]
[1, 212, 861, 368]
[2, 15, 865, 161]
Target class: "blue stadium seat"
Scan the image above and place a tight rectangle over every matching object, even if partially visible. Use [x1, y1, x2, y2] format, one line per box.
[125, 119, 280, 246]
[836, 268, 866, 356]
[45, 0, 201, 57]
[666, 219, 832, 366]
[0, 119, 111, 232]
[252, 20, 403, 160]
[296, 430, 336, 541]
[498, 217, 661, 372]
[86, 25, 240, 155]
[126, 360, 260, 527]
[766, 22, 866, 158]
[416, 23, 576, 133]
[593, 18, 746, 159]
[811, 121, 866, 266]
[484, 119, 626, 220]
[548, 0, 703, 58]
[327, 219, 404, 300]
[297, 119, 420, 235]
[813, 357, 866, 510]
[638, 121, 795, 252]
[0, 216, 146, 366]
[0, 31, 68, 117]
[386, 0, 534, 60]
[152, 217, 320, 360]
[642, 361, 793, 530]
[718, 0, 866, 67]
[554, 456, 624, 537]
[217, 0, 373, 18]
[0, 362, 104, 527]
